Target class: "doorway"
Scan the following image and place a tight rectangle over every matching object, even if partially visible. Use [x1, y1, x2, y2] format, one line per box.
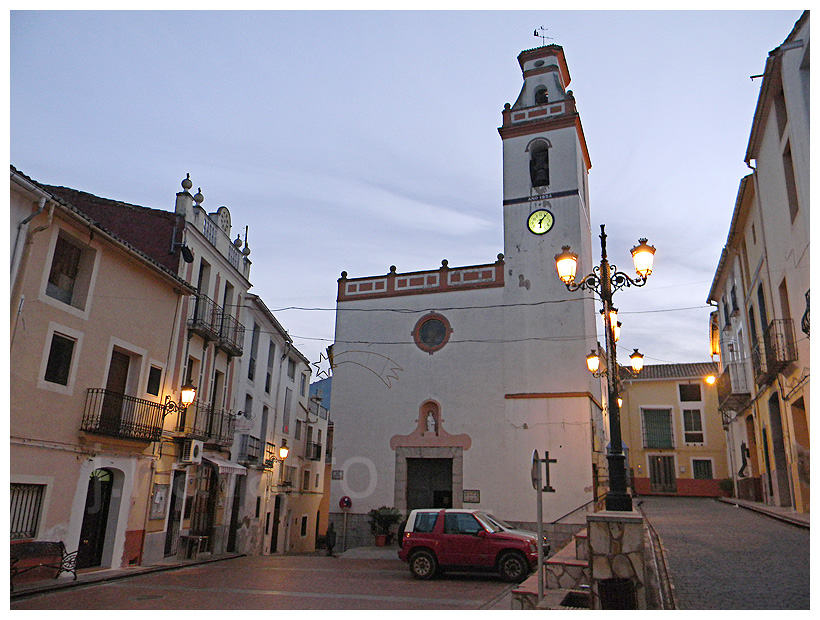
[648, 456, 677, 493]
[100, 351, 130, 434]
[164, 470, 186, 556]
[767, 393, 793, 507]
[77, 468, 114, 569]
[406, 458, 453, 510]
[190, 462, 218, 551]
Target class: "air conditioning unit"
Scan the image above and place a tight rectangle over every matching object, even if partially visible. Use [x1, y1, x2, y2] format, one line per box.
[181, 439, 203, 464]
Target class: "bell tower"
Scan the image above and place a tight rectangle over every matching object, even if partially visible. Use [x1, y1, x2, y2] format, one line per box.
[498, 44, 597, 395]
[495, 45, 601, 522]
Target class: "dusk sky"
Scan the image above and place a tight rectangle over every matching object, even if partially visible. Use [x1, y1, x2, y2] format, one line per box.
[10, 9, 804, 374]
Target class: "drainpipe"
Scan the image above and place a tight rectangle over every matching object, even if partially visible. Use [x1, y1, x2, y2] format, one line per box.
[11, 197, 54, 341]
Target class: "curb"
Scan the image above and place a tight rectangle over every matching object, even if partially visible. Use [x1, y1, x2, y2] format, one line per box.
[716, 497, 810, 529]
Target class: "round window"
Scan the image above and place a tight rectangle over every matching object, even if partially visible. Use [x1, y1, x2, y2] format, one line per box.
[413, 313, 452, 354]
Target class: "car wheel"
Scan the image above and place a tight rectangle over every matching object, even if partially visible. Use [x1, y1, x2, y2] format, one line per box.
[497, 551, 529, 582]
[409, 550, 437, 580]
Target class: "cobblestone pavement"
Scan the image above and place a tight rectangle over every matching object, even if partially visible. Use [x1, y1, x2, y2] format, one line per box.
[639, 496, 809, 609]
[10, 553, 515, 610]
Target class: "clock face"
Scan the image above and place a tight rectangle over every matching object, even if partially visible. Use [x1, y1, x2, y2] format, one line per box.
[527, 209, 554, 235]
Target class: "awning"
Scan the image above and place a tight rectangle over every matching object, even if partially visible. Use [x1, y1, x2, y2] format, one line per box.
[203, 454, 247, 476]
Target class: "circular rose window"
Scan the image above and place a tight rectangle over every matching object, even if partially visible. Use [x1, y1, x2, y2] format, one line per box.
[413, 312, 453, 354]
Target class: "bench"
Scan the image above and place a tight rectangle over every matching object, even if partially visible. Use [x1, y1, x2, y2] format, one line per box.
[10, 541, 78, 591]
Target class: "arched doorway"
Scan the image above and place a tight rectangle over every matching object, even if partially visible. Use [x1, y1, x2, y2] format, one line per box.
[77, 468, 114, 569]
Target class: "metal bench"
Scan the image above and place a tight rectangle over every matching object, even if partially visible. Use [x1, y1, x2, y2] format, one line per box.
[10, 541, 78, 591]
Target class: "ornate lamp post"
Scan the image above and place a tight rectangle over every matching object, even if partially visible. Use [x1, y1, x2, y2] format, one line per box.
[555, 224, 655, 512]
[163, 380, 197, 417]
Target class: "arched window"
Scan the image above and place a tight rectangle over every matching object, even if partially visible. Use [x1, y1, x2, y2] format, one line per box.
[530, 146, 550, 187]
[534, 87, 548, 105]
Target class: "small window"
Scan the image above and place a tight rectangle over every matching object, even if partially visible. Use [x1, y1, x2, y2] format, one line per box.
[413, 512, 438, 533]
[679, 384, 702, 402]
[300, 374, 307, 397]
[255, 497, 261, 519]
[146, 366, 162, 396]
[11, 483, 46, 539]
[44, 333, 76, 386]
[295, 420, 303, 440]
[683, 409, 704, 444]
[693, 460, 713, 480]
[46, 236, 82, 304]
[534, 87, 548, 105]
[302, 470, 310, 491]
[300, 515, 308, 537]
[287, 359, 296, 380]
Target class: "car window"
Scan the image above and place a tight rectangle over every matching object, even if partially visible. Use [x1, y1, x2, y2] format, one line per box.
[444, 513, 484, 535]
[480, 514, 508, 532]
[413, 512, 438, 533]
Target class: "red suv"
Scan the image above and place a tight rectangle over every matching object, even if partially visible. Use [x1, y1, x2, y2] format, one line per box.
[398, 509, 537, 582]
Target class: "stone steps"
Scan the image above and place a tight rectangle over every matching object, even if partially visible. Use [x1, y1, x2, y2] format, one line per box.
[545, 529, 590, 590]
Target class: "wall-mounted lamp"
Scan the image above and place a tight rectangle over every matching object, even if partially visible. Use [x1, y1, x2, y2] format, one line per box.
[278, 439, 289, 461]
[164, 381, 197, 417]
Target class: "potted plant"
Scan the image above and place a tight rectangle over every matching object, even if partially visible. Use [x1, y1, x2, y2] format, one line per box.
[368, 506, 402, 546]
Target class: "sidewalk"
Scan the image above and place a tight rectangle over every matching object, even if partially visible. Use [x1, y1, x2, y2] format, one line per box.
[716, 497, 810, 529]
[10, 552, 243, 599]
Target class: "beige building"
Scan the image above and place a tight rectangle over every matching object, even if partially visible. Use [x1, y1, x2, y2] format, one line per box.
[707, 11, 809, 513]
[232, 294, 323, 555]
[618, 363, 728, 497]
[10, 167, 194, 571]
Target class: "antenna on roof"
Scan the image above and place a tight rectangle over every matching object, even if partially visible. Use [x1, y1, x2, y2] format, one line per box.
[534, 26, 553, 46]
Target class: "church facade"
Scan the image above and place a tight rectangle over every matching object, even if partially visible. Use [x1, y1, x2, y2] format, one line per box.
[329, 45, 605, 537]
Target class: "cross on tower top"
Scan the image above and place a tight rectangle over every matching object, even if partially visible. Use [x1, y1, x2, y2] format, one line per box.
[533, 26, 553, 46]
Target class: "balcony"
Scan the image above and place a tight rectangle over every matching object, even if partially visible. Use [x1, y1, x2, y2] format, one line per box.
[81, 389, 164, 442]
[188, 294, 221, 341]
[305, 441, 323, 461]
[752, 319, 797, 385]
[217, 311, 244, 357]
[175, 400, 236, 446]
[237, 434, 261, 465]
[716, 362, 751, 412]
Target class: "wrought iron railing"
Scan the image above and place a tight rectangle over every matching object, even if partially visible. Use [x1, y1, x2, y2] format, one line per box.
[752, 319, 797, 384]
[82, 388, 164, 441]
[188, 293, 221, 340]
[175, 400, 236, 446]
[218, 311, 244, 356]
[716, 362, 751, 412]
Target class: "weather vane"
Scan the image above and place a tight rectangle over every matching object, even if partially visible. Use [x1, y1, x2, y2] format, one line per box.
[534, 26, 553, 46]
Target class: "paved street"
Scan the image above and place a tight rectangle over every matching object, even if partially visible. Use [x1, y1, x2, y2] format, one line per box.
[10, 553, 515, 610]
[639, 496, 810, 609]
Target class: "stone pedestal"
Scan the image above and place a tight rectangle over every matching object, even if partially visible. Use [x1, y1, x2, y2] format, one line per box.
[587, 510, 646, 609]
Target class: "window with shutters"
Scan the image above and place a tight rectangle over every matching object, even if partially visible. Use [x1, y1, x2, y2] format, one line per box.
[642, 408, 674, 448]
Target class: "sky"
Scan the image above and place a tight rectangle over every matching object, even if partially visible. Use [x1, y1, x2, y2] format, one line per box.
[10, 9, 805, 375]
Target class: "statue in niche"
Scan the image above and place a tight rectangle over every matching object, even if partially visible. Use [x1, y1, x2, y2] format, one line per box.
[426, 411, 437, 434]
[530, 148, 550, 187]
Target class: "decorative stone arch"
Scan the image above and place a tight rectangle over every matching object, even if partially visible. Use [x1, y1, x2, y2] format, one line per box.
[390, 400, 471, 513]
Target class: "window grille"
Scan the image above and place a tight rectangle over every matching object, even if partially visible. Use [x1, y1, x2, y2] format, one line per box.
[642, 408, 673, 448]
[11, 483, 45, 539]
[693, 460, 714, 480]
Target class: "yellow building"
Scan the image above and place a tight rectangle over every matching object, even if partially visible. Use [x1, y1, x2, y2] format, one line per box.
[618, 363, 728, 497]
[10, 167, 194, 571]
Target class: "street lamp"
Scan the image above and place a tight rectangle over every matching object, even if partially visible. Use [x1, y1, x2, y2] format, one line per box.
[278, 439, 290, 461]
[163, 381, 197, 417]
[555, 224, 655, 512]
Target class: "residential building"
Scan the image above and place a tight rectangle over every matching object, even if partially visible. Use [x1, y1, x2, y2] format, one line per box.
[329, 44, 606, 545]
[10, 167, 194, 573]
[618, 363, 727, 497]
[707, 11, 809, 513]
[231, 294, 321, 554]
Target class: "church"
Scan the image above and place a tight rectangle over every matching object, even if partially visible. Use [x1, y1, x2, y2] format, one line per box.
[328, 45, 605, 540]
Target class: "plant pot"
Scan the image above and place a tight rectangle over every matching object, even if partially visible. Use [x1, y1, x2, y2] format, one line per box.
[375, 534, 387, 547]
